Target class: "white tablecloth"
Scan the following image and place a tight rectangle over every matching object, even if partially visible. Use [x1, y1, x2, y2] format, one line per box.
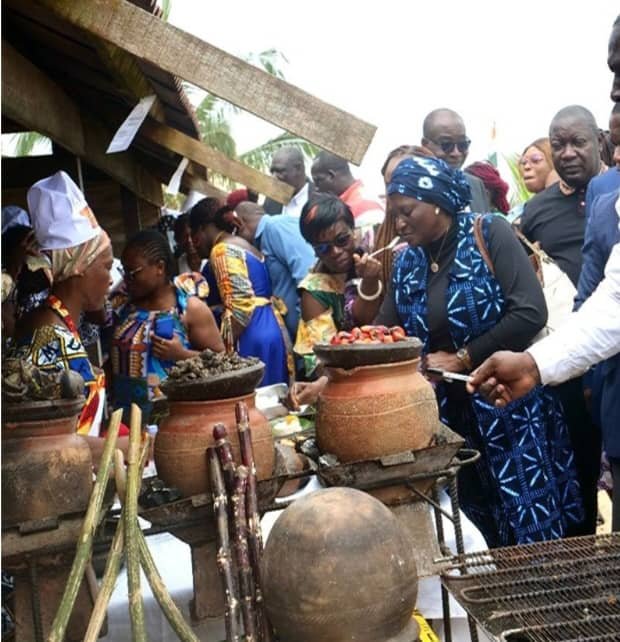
[103, 478, 488, 641]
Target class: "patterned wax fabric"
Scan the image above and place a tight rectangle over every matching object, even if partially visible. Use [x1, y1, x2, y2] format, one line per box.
[293, 270, 357, 377]
[208, 241, 290, 386]
[10, 297, 105, 436]
[387, 156, 471, 216]
[392, 212, 584, 547]
[110, 273, 209, 420]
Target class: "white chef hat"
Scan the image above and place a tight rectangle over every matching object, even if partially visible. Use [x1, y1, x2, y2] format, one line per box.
[27, 171, 100, 251]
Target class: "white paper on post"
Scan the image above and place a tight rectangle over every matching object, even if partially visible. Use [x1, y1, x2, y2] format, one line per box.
[166, 157, 189, 195]
[106, 95, 157, 153]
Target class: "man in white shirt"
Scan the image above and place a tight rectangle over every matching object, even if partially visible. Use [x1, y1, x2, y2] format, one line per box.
[467, 229, 619, 402]
[264, 146, 315, 218]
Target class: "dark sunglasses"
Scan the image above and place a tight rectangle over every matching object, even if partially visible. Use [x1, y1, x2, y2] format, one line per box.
[313, 232, 352, 257]
[430, 138, 471, 154]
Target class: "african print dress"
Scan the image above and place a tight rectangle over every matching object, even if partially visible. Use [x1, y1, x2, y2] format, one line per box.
[208, 241, 290, 386]
[293, 270, 357, 377]
[110, 273, 208, 420]
[10, 295, 105, 436]
[392, 213, 584, 547]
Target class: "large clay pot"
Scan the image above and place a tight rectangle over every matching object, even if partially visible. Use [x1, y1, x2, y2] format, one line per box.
[262, 487, 419, 642]
[316, 358, 438, 463]
[154, 392, 275, 498]
[2, 401, 93, 527]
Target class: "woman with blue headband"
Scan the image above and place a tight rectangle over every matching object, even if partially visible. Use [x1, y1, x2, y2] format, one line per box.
[376, 155, 584, 547]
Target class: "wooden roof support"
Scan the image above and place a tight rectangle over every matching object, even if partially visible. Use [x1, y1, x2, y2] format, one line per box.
[141, 120, 294, 204]
[2, 40, 164, 207]
[32, 0, 377, 164]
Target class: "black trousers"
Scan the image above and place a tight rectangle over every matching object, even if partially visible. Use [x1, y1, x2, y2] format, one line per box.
[555, 377, 602, 536]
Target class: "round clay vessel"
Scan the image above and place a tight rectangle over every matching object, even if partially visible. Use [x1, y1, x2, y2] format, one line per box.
[2, 402, 93, 527]
[154, 392, 275, 498]
[261, 487, 419, 642]
[316, 358, 438, 462]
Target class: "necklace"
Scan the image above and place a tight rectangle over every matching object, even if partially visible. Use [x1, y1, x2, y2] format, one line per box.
[428, 224, 451, 273]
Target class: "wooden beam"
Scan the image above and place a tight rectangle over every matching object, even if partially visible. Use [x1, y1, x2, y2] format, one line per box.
[181, 168, 227, 202]
[33, 0, 377, 164]
[2, 40, 164, 207]
[141, 119, 294, 203]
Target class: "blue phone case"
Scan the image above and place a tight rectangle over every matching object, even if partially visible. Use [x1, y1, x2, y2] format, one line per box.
[153, 316, 174, 340]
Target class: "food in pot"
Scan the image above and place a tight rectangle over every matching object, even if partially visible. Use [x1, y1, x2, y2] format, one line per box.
[167, 349, 260, 382]
[329, 325, 407, 345]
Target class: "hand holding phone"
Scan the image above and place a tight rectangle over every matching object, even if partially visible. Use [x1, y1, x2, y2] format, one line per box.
[153, 315, 174, 340]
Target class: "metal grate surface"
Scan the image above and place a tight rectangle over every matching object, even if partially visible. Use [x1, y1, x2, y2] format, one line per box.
[441, 533, 620, 641]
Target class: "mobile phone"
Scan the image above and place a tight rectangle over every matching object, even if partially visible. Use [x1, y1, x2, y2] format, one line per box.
[426, 367, 471, 383]
[153, 316, 174, 340]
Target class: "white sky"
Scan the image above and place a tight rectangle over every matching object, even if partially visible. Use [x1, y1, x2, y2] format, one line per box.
[171, 1, 618, 199]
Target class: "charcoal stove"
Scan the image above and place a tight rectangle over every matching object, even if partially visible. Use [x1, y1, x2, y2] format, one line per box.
[441, 533, 620, 641]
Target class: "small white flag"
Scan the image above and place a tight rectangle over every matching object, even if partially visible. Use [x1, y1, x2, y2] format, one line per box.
[166, 157, 189, 195]
[106, 95, 156, 153]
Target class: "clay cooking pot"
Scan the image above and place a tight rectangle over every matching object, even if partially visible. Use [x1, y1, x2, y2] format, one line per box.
[261, 487, 419, 642]
[155, 392, 275, 498]
[316, 357, 438, 463]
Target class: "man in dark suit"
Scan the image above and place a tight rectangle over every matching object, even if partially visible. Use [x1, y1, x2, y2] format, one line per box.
[421, 108, 492, 213]
[263, 146, 315, 216]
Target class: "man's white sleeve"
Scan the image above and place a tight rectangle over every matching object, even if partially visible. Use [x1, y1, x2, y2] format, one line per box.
[527, 242, 620, 385]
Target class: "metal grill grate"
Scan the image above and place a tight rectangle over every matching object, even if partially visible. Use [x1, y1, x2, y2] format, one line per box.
[441, 533, 620, 641]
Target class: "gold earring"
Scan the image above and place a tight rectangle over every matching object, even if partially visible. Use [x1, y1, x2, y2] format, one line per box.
[435, 207, 440, 216]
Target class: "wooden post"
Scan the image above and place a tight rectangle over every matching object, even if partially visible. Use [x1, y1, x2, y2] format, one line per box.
[29, 0, 377, 164]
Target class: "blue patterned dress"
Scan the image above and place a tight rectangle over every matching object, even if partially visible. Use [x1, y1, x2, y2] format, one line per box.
[392, 213, 584, 547]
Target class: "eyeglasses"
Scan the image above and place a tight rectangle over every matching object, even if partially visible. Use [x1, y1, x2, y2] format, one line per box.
[429, 138, 471, 154]
[120, 265, 144, 281]
[312, 232, 352, 257]
[519, 153, 545, 167]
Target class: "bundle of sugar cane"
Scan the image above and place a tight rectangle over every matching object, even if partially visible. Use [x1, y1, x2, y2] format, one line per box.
[209, 404, 273, 642]
[50, 404, 199, 642]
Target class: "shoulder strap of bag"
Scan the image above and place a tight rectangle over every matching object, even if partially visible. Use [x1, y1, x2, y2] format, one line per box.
[512, 225, 552, 263]
[473, 215, 495, 275]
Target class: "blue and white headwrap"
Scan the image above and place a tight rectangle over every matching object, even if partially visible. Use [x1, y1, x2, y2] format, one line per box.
[386, 156, 471, 216]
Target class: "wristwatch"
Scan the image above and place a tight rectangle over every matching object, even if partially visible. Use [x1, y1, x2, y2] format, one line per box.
[456, 347, 473, 371]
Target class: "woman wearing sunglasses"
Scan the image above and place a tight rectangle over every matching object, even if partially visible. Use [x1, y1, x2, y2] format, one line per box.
[376, 155, 584, 547]
[519, 138, 559, 194]
[293, 194, 382, 376]
[110, 229, 224, 421]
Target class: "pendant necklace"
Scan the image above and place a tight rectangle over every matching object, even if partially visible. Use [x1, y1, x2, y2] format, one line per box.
[428, 225, 451, 273]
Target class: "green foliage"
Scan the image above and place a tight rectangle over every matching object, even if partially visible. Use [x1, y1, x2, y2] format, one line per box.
[504, 153, 532, 207]
[6, 131, 50, 157]
[239, 132, 319, 174]
[160, 0, 172, 22]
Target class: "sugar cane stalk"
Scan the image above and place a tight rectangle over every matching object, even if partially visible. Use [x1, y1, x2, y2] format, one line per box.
[208, 447, 240, 642]
[213, 422, 237, 493]
[236, 402, 273, 642]
[48, 408, 122, 642]
[231, 465, 257, 642]
[83, 516, 125, 642]
[137, 529, 199, 642]
[126, 403, 146, 642]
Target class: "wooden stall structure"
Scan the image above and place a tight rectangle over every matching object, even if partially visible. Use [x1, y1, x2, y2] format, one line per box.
[2, 0, 377, 254]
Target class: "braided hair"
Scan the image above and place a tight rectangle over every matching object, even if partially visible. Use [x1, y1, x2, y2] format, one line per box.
[124, 229, 175, 279]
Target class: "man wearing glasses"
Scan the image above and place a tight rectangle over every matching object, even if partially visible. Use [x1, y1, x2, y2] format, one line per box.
[421, 108, 492, 214]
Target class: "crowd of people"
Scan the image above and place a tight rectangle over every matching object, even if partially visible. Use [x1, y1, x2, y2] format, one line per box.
[2, 15, 619, 549]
